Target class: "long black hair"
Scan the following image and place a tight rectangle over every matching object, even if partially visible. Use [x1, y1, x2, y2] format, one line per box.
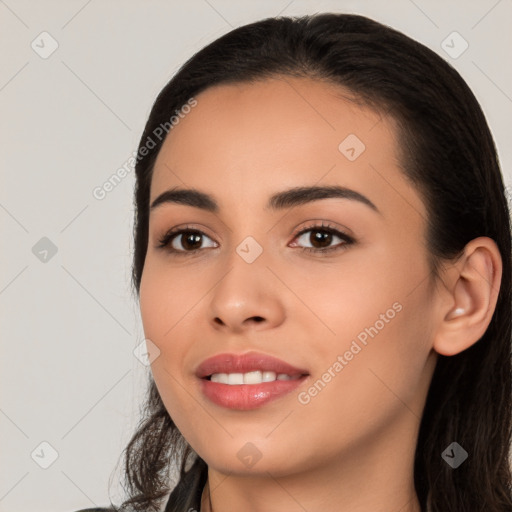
[109, 13, 511, 512]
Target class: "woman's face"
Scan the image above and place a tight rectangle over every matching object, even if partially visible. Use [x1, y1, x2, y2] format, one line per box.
[139, 77, 439, 477]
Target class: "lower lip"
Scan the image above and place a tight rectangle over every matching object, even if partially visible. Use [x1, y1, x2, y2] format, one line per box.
[199, 376, 308, 410]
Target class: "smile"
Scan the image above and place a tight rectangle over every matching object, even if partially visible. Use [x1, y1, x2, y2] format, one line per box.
[208, 371, 302, 384]
[195, 351, 310, 410]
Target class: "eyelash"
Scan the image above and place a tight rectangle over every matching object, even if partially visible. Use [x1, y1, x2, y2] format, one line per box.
[156, 222, 355, 257]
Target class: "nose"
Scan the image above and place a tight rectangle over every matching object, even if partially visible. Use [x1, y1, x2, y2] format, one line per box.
[207, 249, 286, 334]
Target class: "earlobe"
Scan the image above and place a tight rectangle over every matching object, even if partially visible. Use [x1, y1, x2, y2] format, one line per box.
[433, 237, 502, 357]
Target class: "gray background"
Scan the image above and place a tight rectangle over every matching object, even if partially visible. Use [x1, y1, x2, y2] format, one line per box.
[1, 1, 511, 511]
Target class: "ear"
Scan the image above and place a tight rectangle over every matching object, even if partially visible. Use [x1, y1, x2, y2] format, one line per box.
[432, 237, 503, 356]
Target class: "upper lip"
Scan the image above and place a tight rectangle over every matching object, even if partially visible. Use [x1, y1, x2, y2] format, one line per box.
[195, 351, 309, 378]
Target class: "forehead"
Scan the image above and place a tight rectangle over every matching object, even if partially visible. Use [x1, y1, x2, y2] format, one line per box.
[154, 77, 386, 171]
[150, 77, 425, 223]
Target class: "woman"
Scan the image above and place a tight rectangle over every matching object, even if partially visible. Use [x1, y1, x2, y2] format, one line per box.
[76, 12, 512, 512]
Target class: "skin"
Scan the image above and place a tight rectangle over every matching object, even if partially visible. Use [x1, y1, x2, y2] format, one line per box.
[139, 77, 502, 512]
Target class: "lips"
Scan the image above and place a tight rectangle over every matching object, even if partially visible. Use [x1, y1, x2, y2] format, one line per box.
[195, 351, 310, 410]
[195, 351, 309, 379]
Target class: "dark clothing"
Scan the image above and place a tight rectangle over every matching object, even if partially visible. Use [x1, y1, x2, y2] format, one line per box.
[74, 509, 115, 512]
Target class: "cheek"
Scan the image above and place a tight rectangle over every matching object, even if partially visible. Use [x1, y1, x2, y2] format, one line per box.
[289, 247, 400, 348]
[139, 258, 206, 341]
[291, 305, 431, 466]
[138, 260, 212, 435]
[308, 238, 430, 345]
[296, 244, 432, 408]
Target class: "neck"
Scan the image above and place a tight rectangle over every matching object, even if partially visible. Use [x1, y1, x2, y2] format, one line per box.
[200, 413, 423, 512]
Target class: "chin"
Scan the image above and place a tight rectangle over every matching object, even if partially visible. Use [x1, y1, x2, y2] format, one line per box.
[195, 439, 305, 478]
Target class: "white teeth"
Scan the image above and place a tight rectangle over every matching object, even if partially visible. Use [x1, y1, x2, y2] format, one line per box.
[228, 373, 244, 385]
[262, 371, 276, 382]
[244, 371, 263, 384]
[209, 371, 301, 385]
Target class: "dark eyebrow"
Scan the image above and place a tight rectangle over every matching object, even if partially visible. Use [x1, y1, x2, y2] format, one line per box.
[266, 185, 379, 213]
[151, 187, 218, 212]
[150, 185, 379, 214]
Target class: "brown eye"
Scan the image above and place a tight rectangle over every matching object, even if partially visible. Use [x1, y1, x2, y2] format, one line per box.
[175, 231, 203, 251]
[157, 229, 217, 255]
[306, 229, 334, 249]
[291, 224, 355, 255]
